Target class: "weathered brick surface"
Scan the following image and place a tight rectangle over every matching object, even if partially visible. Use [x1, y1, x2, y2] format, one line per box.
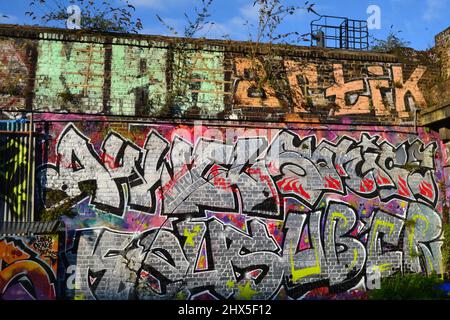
[436, 27, 450, 80]
[34, 118, 448, 300]
[1, 24, 449, 301]
[0, 24, 445, 123]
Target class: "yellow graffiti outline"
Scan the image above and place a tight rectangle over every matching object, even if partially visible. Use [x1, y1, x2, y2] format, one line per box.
[408, 214, 429, 254]
[369, 220, 395, 256]
[183, 228, 198, 247]
[371, 264, 392, 273]
[349, 248, 359, 271]
[328, 212, 349, 246]
[1, 138, 28, 217]
[290, 238, 321, 283]
[328, 211, 357, 271]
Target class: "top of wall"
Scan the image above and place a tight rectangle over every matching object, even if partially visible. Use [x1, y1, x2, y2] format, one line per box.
[0, 23, 399, 63]
[0, 23, 445, 125]
[436, 26, 450, 41]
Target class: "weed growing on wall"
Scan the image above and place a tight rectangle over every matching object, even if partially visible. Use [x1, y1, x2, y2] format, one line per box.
[26, 0, 143, 33]
[442, 224, 450, 277]
[40, 182, 95, 221]
[370, 26, 411, 53]
[156, 0, 216, 117]
[241, 1, 318, 115]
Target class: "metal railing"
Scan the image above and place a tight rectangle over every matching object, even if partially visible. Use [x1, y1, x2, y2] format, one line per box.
[0, 221, 61, 236]
[0, 118, 36, 224]
[311, 15, 369, 50]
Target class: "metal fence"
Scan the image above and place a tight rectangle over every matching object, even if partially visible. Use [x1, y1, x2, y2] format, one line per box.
[311, 15, 369, 51]
[0, 220, 60, 235]
[0, 118, 36, 224]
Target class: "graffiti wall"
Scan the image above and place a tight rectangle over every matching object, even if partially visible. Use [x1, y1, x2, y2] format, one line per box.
[0, 38, 35, 118]
[0, 24, 448, 301]
[0, 25, 439, 122]
[31, 41, 432, 120]
[34, 117, 447, 300]
[0, 234, 58, 300]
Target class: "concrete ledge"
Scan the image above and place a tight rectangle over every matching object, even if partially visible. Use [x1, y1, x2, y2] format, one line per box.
[420, 103, 450, 125]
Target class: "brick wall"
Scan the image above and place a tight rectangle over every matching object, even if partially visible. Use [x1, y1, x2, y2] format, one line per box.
[1, 24, 449, 300]
[0, 24, 441, 124]
[436, 27, 450, 80]
[33, 115, 447, 300]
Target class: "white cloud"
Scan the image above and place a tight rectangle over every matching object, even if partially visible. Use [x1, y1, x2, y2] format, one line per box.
[129, 0, 194, 10]
[213, 1, 315, 42]
[139, 1, 257, 40]
[199, 22, 233, 40]
[423, 0, 449, 21]
[239, 3, 260, 22]
[140, 17, 184, 36]
[138, 0, 316, 42]
[202, 2, 259, 41]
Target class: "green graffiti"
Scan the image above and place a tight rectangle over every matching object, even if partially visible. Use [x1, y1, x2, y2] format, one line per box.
[236, 281, 258, 300]
[369, 220, 395, 256]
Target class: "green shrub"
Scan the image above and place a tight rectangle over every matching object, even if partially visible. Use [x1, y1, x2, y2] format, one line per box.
[442, 224, 450, 276]
[368, 273, 447, 300]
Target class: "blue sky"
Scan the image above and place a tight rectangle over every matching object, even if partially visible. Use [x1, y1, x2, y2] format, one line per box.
[0, 0, 449, 50]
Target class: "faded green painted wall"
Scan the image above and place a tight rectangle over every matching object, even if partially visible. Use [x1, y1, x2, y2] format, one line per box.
[34, 40, 105, 113]
[173, 50, 226, 116]
[33, 40, 226, 117]
[0, 25, 446, 123]
[110, 45, 167, 116]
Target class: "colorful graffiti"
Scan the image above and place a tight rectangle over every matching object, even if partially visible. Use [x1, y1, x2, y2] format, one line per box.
[235, 60, 428, 118]
[62, 201, 442, 300]
[35, 121, 446, 300]
[0, 235, 58, 300]
[0, 25, 448, 301]
[0, 38, 35, 120]
[31, 39, 430, 120]
[0, 26, 433, 121]
[41, 124, 439, 217]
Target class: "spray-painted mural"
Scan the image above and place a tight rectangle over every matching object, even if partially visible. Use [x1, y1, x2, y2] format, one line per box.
[0, 25, 435, 122]
[0, 234, 58, 300]
[34, 118, 446, 300]
[0, 38, 35, 118]
[0, 26, 448, 301]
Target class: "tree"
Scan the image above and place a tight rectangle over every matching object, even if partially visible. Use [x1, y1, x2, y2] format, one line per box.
[242, 1, 319, 115]
[157, 0, 216, 39]
[370, 26, 411, 53]
[26, 0, 143, 33]
[155, 0, 219, 118]
[156, 0, 319, 118]
[249, 0, 317, 45]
